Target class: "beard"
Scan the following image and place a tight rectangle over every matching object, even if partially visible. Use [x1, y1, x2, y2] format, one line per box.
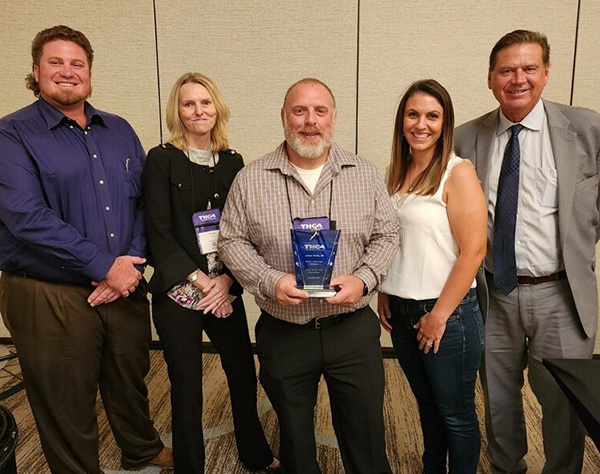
[44, 84, 92, 108]
[283, 119, 333, 160]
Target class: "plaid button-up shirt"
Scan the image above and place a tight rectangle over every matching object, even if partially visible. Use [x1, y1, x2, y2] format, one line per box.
[218, 142, 399, 324]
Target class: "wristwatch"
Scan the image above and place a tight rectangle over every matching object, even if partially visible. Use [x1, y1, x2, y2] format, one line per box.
[362, 282, 369, 297]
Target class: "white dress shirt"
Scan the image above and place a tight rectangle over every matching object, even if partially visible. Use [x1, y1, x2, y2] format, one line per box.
[487, 99, 562, 277]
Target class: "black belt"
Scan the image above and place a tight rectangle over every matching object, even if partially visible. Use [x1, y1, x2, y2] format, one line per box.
[485, 269, 567, 285]
[264, 309, 358, 330]
[306, 311, 357, 329]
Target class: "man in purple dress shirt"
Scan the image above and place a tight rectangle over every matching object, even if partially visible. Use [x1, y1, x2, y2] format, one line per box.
[0, 25, 172, 473]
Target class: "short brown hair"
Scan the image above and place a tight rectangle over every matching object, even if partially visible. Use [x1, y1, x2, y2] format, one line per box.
[26, 25, 94, 97]
[489, 29, 550, 71]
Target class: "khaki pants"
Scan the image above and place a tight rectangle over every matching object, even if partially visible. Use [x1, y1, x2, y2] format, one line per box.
[0, 273, 163, 474]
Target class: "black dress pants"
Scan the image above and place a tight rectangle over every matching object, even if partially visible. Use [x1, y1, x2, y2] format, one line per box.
[152, 294, 273, 473]
[255, 305, 392, 474]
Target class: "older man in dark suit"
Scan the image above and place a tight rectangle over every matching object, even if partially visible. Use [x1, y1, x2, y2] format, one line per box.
[455, 30, 600, 474]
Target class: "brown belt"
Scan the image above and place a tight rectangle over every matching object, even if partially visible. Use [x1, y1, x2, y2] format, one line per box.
[485, 269, 567, 285]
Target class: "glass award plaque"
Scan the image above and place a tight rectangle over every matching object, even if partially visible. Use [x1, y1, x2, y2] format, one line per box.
[291, 228, 341, 297]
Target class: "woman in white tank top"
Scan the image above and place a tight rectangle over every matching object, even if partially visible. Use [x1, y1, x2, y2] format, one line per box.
[378, 80, 487, 474]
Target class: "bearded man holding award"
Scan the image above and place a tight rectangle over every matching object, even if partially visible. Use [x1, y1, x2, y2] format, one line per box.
[218, 78, 399, 474]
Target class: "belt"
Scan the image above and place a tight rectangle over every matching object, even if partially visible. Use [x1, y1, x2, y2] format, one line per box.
[263, 310, 357, 330]
[9, 271, 78, 286]
[485, 269, 567, 285]
[306, 311, 356, 329]
[9, 271, 49, 282]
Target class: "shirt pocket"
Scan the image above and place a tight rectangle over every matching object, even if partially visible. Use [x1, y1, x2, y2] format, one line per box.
[535, 167, 558, 208]
[122, 157, 143, 199]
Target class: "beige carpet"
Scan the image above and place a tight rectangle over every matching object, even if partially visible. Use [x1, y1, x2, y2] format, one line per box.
[0, 349, 598, 474]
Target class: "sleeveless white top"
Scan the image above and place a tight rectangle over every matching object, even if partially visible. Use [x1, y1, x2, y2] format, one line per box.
[380, 154, 477, 300]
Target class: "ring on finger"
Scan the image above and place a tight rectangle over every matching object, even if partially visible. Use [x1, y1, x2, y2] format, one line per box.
[426, 341, 434, 347]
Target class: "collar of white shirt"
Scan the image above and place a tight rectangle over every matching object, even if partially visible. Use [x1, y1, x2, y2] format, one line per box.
[497, 99, 546, 136]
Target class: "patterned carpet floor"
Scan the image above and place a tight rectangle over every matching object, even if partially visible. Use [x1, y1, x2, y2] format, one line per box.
[0, 348, 598, 473]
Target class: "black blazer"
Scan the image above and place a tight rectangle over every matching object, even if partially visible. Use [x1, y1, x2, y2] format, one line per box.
[144, 143, 244, 295]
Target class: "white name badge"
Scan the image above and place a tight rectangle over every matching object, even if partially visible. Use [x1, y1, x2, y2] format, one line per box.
[197, 227, 219, 255]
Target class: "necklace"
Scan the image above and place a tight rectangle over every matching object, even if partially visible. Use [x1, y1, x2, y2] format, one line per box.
[406, 168, 421, 193]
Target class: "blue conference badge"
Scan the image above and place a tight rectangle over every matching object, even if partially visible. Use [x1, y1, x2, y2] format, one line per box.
[291, 227, 340, 297]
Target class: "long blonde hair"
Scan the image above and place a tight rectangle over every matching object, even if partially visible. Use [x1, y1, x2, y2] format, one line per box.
[387, 79, 455, 196]
[166, 72, 231, 152]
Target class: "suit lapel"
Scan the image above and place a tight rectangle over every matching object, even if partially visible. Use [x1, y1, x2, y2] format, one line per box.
[545, 100, 577, 247]
[475, 110, 498, 200]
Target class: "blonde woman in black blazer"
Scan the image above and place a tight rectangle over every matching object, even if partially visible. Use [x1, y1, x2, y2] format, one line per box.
[145, 73, 280, 474]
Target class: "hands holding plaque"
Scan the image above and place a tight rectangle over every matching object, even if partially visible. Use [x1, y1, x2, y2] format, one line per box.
[285, 217, 367, 303]
[275, 273, 365, 307]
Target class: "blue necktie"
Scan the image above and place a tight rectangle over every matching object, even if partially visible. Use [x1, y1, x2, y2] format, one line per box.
[493, 124, 524, 294]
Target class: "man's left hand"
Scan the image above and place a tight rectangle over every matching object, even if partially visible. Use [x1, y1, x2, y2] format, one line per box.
[88, 279, 121, 307]
[326, 275, 365, 307]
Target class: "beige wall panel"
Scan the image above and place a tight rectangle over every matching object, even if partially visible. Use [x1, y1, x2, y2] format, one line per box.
[154, 0, 358, 161]
[357, 0, 578, 175]
[573, 0, 600, 113]
[1, 2, 597, 350]
[0, 1, 160, 149]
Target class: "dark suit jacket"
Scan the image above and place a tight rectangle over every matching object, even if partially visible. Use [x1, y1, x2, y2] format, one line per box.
[144, 143, 244, 295]
[455, 100, 600, 338]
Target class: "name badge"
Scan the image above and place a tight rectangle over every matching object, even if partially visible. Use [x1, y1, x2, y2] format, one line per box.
[292, 217, 330, 232]
[193, 209, 221, 255]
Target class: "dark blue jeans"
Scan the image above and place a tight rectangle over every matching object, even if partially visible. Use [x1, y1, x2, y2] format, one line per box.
[388, 288, 484, 474]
